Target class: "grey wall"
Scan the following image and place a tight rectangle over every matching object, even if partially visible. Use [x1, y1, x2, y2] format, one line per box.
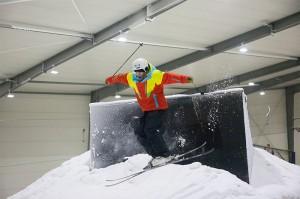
[0, 94, 90, 199]
[248, 90, 287, 148]
[247, 89, 300, 165]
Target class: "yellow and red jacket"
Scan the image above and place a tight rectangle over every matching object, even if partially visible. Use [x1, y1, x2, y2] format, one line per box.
[105, 65, 191, 112]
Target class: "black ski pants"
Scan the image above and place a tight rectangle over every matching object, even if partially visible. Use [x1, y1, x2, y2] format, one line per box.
[133, 110, 170, 158]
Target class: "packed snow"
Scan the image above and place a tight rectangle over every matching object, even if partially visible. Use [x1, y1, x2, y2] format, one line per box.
[8, 148, 300, 199]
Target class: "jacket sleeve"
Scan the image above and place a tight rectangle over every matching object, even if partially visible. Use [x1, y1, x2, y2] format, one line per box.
[105, 73, 129, 85]
[162, 72, 191, 84]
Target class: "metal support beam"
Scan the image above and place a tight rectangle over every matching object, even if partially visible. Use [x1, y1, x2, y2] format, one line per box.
[0, 21, 93, 40]
[272, 12, 300, 32]
[0, 0, 33, 6]
[285, 83, 300, 163]
[14, 91, 90, 96]
[28, 80, 105, 86]
[0, 0, 187, 98]
[244, 71, 300, 94]
[288, 83, 300, 93]
[286, 86, 295, 162]
[147, 0, 187, 19]
[91, 12, 300, 102]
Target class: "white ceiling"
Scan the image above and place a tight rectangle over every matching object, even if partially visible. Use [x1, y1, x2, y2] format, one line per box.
[0, 0, 155, 33]
[0, 0, 154, 78]
[0, 28, 79, 78]
[0, 0, 299, 98]
[127, 0, 300, 47]
[173, 53, 283, 85]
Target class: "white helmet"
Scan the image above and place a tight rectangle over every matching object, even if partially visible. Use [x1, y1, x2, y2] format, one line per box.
[132, 58, 149, 72]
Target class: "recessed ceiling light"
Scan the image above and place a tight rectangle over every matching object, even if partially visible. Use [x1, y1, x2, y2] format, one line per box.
[239, 46, 248, 53]
[118, 37, 127, 42]
[259, 91, 266, 96]
[50, 70, 59, 75]
[115, 94, 121, 99]
[7, 93, 15, 98]
[248, 82, 255, 86]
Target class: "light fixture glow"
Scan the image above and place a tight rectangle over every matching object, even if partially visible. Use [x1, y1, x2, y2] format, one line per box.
[7, 93, 15, 98]
[115, 94, 121, 99]
[239, 46, 248, 53]
[50, 70, 59, 75]
[248, 82, 255, 86]
[259, 91, 266, 96]
[118, 37, 127, 42]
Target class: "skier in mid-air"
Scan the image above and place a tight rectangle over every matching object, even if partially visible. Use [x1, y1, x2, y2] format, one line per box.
[105, 58, 193, 166]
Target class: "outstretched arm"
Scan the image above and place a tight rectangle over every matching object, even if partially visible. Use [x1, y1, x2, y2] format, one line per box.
[105, 73, 129, 85]
[162, 72, 193, 84]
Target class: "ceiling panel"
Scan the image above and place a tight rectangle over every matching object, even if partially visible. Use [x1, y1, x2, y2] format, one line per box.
[171, 53, 283, 86]
[0, 0, 155, 33]
[70, 0, 156, 33]
[127, 0, 300, 47]
[0, 0, 156, 79]
[0, 28, 79, 79]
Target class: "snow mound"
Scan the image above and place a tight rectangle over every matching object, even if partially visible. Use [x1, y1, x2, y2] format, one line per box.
[8, 148, 300, 199]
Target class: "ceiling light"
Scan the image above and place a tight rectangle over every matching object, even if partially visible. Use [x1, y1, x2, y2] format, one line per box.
[50, 70, 59, 75]
[239, 46, 248, 53]
[118, 37, 127, 42]
[259, 91, 266, 96]
[248, 82, 255, 86]
[7, 91, 15, 98]
[7, 93, 15, 98]
[115, 94, 121, 99]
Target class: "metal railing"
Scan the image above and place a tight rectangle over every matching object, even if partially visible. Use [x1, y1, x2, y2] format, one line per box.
[254, 144, 296, 164]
